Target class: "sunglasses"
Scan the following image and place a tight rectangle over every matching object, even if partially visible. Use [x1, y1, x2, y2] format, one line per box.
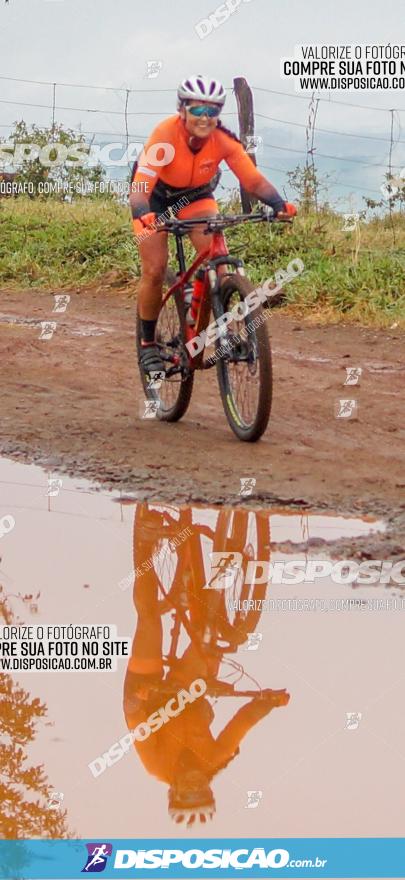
[186, 105, 221, 118]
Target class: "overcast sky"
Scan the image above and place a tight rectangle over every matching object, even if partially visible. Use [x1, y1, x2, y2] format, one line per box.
[0, 0, 404, 209]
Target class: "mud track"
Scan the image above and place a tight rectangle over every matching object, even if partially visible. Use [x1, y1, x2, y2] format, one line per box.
[1, 284, 404, 550]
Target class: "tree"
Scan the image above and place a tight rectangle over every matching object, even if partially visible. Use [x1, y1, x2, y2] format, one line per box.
[0, 587, 71, 840]
[286, 163, 331, 214]
[380, 171, 405, 212]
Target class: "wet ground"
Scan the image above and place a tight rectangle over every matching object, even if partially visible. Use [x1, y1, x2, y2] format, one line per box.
[0, 286, 404, 552]
[1, 283, 405, 864]
[1, 457, 405, 842]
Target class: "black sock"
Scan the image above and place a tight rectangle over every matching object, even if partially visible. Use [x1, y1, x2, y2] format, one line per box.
[140, 318, 157, 344]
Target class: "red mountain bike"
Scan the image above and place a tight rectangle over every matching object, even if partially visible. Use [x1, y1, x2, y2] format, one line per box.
[136, 210, 290, 442]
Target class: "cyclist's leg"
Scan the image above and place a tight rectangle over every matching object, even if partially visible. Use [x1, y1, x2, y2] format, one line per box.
[167, 641, 220, 687]
[136, 226, 169, 373]
[130, 572, 163, 670]
[137, 230, 168, 323]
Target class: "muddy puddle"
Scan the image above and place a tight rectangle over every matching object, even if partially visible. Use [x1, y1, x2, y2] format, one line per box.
[0, 311, 116, 337]
[1, 456, 404, 841]
[272, 345, 405, 374]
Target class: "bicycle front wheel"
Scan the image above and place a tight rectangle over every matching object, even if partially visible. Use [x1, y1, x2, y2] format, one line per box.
[211, 508, 270, 645]
[215, 274, 272, 442]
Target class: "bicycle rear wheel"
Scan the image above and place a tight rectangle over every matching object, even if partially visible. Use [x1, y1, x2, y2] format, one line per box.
[215, 274, 272, 442]
[136, 269, 194, 422]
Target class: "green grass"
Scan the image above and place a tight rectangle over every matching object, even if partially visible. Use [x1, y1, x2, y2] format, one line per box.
[0, 199, 138, 287]
[0, 198, 404, 327]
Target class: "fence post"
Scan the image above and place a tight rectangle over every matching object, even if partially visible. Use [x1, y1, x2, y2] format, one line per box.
[233, 77, 256, 213]
[305, 92, 319, 214]
[124, 89, 131, 171]
[51, 83, 56, 139]
[387, 108, 396, 243]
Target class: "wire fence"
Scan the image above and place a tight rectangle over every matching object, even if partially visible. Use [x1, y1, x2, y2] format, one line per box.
[0, 73, 404, 207]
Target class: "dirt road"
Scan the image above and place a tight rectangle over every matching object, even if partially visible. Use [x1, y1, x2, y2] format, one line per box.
[1, 284, 404, 545]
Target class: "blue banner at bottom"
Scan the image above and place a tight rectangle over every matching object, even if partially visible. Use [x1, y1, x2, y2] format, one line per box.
[0, 838, 404, 879]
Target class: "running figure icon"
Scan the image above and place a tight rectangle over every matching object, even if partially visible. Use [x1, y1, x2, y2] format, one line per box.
[82, 843, 113, 873]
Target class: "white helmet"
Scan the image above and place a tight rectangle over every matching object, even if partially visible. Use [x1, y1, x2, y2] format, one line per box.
[169, 805, 215, 828]
[177, 75, 226, 108]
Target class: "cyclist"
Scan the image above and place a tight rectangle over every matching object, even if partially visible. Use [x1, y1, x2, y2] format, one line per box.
[123, 503, 290, 828]
[123, 589, 289, 828]
[129, 74, 296, 376]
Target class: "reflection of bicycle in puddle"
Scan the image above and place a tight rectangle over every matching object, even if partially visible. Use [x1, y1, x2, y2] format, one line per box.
[123, 503, 290, 828]
[135, 503, 270, 651]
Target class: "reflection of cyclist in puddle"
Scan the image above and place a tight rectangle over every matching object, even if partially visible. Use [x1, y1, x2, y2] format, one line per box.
[123, 505, 290, 828]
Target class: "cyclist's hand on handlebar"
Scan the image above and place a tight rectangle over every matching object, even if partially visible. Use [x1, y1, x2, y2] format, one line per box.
[255, 688, 290, 707]
[132, 211, 157, 236]
[276, 202, 297, 220]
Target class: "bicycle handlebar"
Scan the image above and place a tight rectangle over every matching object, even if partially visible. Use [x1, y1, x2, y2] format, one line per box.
[137, 680, 266, 698]
[156, 209, 293, 235]
[133, 678, 286, 699]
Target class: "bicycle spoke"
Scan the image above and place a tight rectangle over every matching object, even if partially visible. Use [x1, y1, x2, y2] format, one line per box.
[225, 296, 261, 427]
[156, 298, 185, 409]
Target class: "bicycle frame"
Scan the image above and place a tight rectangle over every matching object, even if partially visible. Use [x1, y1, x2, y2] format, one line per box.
[160, 227, 246, 371]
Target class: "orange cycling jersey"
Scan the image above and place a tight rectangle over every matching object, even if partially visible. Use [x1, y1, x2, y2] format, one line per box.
[124, 686, 287, 786]
[131, 115, 285, 215]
